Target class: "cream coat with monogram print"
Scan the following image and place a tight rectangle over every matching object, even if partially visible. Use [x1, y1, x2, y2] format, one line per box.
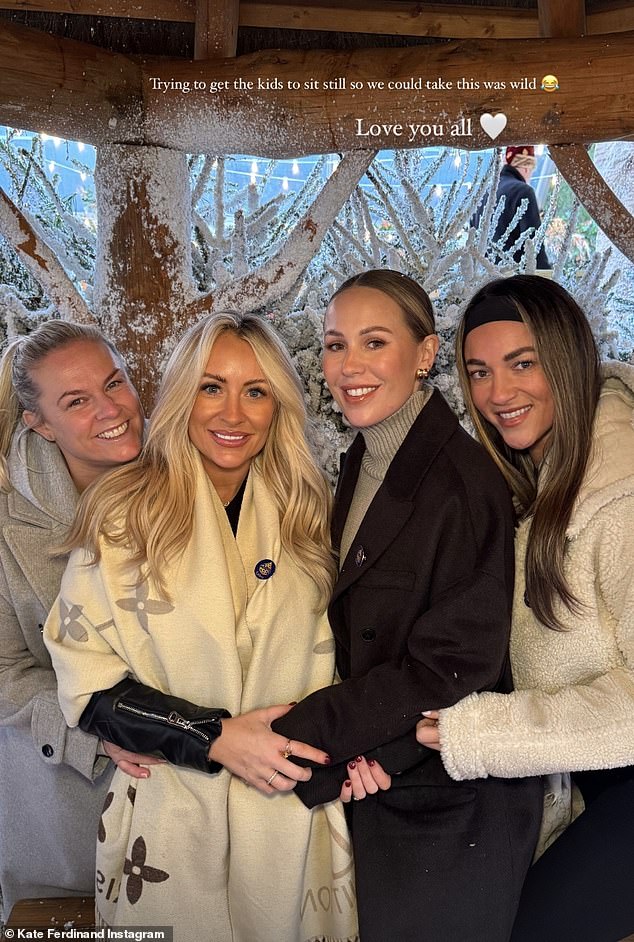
[45, 459, 358, 942]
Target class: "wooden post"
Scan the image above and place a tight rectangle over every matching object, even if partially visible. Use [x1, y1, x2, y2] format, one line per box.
[538, 0, 587, 38]
[195, 0, 240, 59]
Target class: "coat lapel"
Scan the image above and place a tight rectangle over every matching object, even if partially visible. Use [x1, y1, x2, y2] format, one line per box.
[331, 391, 459, 604]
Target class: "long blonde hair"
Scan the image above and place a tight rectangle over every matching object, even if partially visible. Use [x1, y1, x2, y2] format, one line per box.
[0, 321, 122, 492]
[456, 275, 601, 630]
[64, 312, 336, 608]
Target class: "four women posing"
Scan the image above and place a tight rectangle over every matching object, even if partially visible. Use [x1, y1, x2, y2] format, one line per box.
[2, 269, 631, 941]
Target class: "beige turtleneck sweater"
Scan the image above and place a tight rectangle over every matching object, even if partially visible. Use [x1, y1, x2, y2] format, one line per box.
[339, 388, 432, 566]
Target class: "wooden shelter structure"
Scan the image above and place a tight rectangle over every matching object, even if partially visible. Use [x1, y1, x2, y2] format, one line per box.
[0, 0, 633, 401]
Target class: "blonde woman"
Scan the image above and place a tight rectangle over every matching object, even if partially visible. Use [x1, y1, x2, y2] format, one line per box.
[44, 313, 360, 942]
[0, 321, 144, 913]
[272, 270, 541, 942]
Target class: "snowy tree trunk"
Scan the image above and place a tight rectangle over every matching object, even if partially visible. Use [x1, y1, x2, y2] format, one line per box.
[594, 142, 634, 350]
[94, 144, 198, 408]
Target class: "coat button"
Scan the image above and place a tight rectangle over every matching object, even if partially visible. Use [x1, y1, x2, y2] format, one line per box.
[42, 744, 54, 758]
[361, 627, 376, 642]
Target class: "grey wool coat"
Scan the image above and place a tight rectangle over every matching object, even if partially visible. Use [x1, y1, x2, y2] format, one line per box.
[0, 429, 111, 915]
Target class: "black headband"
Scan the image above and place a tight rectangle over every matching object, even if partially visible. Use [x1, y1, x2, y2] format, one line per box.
[463, 296, 524, 337]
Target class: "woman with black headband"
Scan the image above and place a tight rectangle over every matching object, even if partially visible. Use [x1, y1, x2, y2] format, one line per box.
[417, 274, 634, 942]
[271, 269, 542, 942]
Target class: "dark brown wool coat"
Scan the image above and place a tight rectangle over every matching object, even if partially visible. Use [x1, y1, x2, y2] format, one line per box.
[274, 391, 541, 942]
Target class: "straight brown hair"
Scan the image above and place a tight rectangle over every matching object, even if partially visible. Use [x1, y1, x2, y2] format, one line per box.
[456, 275, 601, 630]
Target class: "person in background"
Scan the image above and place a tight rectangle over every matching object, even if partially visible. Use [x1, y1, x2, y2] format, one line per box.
[488, 145, 550, 270]
[0, 321, 146, 915]
[417, 275, 634, 942]
[272, 269, 542, 942]
[44, 312, 363, 942]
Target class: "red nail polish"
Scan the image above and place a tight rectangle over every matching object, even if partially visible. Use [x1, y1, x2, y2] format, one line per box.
[368, 759, 375, 767]
[288, 701, 297, 706]
[355, 756, 363, 763]
[344, 780, 352, 787]
[348, 761, 356, 770]
[323, 755, 331, 765]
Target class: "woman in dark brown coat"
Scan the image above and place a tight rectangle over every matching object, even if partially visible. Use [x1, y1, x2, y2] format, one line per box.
[273, 269, 542, 942]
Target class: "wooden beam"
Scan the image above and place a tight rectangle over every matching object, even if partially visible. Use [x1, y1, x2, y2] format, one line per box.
[142, 32, 634, 155]
[195, 0, 239, 60]
[538, 0, 586, 38]
[0, 21, 143, 144]
[549, 144, 634, 265]
[238, 1, 539, 39]
[244, 0, 634, 37]
[0, 0, 191, 19]
[2, 21, 634, 154]
[588, 3, 634, 35]
[0, 1, 633, 38]
[0, 0, 542, 36]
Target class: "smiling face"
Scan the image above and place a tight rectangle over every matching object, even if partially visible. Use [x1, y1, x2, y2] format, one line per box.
[187, 332, 276, 498]
[323, 286, 438, 428]
[24, 339, 144, 492]
[464, 320, 555, 464]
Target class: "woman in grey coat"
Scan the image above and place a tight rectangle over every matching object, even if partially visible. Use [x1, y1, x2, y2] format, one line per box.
[0, 321, 144, 915]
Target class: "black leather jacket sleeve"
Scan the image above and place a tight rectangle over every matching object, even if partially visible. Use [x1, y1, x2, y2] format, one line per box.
[79, 678, 231, 773]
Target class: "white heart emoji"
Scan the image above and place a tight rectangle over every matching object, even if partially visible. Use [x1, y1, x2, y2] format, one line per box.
[480, 112, 508, 140]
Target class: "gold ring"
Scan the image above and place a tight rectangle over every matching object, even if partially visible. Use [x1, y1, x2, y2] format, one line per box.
[281, 740, 293, 759]
[267, 771, 280, 786]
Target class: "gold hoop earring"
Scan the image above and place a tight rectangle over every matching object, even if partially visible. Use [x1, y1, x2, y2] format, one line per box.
[416, 368, 429, 380]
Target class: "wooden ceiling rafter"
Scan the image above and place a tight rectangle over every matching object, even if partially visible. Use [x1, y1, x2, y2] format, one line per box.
[1, 1, 634, 38]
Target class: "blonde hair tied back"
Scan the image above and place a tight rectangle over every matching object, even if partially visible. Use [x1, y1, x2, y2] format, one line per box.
[0, 321, 121, 492]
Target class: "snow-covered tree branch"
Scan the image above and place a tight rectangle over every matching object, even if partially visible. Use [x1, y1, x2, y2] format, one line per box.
[0, 186, 93, 323]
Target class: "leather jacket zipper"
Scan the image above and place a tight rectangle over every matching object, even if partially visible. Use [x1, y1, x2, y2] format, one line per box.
[116, 701, 211, 743]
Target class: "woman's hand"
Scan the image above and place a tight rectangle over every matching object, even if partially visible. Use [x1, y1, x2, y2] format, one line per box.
[208, 704, 331, 794]
[101, 739, 166, 779]
[416, 710, 441, 751]
[339, 756, 392, 802]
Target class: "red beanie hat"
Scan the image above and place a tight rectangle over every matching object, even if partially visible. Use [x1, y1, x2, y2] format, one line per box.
[505, 145, 535, 164]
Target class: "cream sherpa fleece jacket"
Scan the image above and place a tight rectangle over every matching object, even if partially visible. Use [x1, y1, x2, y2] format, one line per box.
[439, 361, 634, 782]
